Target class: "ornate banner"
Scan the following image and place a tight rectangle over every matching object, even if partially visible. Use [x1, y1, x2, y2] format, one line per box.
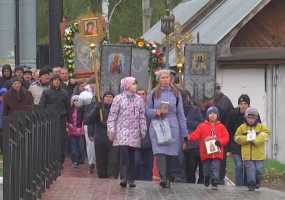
[101, 45, 132, 95]
[100, 44, 151, 95]
[184, 44, 216, 103]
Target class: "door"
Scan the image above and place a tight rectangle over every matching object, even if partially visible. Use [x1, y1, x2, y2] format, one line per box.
[217, 67, 266, 121]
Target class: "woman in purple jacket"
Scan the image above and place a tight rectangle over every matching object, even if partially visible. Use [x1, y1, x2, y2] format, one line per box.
[107, 77, 147, 188]
[146, 69, 188, 188]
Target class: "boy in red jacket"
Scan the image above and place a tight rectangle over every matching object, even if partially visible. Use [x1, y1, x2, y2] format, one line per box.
[188, 106, 229, 190]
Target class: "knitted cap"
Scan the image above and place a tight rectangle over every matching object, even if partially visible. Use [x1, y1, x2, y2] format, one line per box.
[245, 107, 259, 117]
[206, 106, 219, 117]
[238, 94, 250, 105]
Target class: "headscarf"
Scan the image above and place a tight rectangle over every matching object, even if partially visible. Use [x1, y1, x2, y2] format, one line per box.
[155, 69, 171, 81]
[71, 95, 82, 108]
[120, 76, 136, 91]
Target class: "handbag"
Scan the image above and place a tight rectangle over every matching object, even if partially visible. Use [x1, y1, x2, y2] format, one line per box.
[151, 118, 173, 144]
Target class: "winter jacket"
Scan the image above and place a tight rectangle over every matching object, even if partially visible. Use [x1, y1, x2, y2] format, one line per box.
[39, 86, 69, 118]
[146, 87, 188, 156]
[3, 88, 34, 116]
[107, 92, 147, 148]
[188, 120, 229, 161]
[67, 106, 84, 136]
[85, 103, 111, 144]
[186, 104, 203, 150]
[214, 93, 234, 125]
[28, 81, 49, 104]
[226, 107, 262, 155]
[0, 101, 4, 129]
[0, 65, 12, 88]
[234, 123, 271, 160]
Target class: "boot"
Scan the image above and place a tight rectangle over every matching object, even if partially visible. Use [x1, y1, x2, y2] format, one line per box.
[204, 176, 210, 187]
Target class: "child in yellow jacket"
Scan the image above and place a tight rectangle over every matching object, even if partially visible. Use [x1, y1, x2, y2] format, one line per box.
[235, 107, 271, 191]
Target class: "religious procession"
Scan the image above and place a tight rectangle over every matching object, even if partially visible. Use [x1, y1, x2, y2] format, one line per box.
[1, 0, 285, 200]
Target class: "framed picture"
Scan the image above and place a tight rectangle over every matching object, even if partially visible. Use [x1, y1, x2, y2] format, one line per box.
[108, 53, 124, 74]
[73, 35, 96, 78]
[81, 18, 98, 37]
[204, 137, 220, 155]
[101, 45, 132, 95]
[191, 53, 209, 75]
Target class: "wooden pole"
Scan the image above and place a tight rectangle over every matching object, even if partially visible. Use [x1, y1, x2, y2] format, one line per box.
[90, 43, 103, 121]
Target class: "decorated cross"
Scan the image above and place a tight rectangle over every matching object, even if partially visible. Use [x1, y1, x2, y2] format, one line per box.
[162, 22, 193, 84]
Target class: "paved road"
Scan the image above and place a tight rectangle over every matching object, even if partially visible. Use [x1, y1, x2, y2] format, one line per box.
[41, 177, 285, 200]
[38, 160, 285, 200]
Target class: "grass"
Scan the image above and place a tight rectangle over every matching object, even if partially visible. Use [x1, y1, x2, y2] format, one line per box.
[227, 157, 285, 191]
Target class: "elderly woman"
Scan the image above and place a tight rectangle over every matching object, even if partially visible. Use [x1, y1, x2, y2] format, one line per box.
[107, 77, 147, 188]
[3, 77, 34, 116]
[146, 69, 188, 188]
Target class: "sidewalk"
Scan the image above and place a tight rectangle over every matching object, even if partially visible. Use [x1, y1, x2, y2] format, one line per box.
[41, 160, 285, 200]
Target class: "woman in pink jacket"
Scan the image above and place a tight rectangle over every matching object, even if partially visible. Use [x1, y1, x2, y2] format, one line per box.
[107, 77, 147, 188]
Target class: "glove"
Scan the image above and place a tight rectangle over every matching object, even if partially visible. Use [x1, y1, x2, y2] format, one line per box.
[215, 140, 222, 147]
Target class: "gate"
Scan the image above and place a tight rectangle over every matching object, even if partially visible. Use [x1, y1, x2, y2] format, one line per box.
[3, 106, 62, 200]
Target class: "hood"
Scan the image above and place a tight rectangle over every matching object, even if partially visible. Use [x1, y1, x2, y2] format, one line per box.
[2, 64, 12, 79]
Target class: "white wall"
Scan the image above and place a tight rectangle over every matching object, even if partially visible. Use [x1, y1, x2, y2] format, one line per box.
[216, 67, 266, 122]
[274, 65, 285, 163]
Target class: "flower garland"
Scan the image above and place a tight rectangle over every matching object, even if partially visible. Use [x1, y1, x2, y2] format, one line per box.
[63, 22, 79, 77]
[135, 39, 164, 72]
[134, 39, 164, 82]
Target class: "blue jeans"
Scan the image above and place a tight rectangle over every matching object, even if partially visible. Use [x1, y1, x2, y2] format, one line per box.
[135, 148, 153, 181]
[244, 160, 264, 186]
[233, 154, 245, 186]
[70, 136, 84, 163]
[203, 159, 220, 183]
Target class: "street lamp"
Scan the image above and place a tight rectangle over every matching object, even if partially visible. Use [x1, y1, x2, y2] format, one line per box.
[161, 8, 175, 69]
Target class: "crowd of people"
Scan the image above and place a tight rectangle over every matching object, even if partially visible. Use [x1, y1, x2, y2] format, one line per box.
[0, 64, 271, 192]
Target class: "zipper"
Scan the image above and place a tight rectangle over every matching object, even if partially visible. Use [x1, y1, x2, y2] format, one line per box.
[250, 143, 252, 160]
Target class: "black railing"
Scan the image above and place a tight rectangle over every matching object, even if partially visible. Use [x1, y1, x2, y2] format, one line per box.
[3, 106, 62, 200]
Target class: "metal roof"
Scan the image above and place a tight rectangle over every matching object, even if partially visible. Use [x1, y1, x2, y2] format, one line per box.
[191, 0, 264, 44]
[142, 0, 210, 43]
[168, 0, 266, 65]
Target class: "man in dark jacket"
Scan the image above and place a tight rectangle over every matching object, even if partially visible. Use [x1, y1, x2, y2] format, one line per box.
[85, 91, 119, 178]
[226, 94, 254, 186]
[184, 102, 204, 184]
[39, 75, 70, 164]
[0, 64, 13, 88]
[213, 83, 234, 185]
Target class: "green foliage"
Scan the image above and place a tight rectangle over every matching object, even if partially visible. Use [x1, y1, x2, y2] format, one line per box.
[37, 0, 182, 44]
[37, 0, 49, 44]
[109, 0, 143, 42]
[150, 0, 181, 26]
[264, 159, 285, 183]
[227, 158, 285, 184]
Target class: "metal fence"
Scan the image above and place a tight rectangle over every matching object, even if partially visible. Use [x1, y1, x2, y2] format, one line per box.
[3, 106, 62, 200]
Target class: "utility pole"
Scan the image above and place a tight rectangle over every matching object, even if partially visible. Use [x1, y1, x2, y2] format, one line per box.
[142, 0, 152, 33]
[48, 0, 63, 67]
[15, 0, 20, 66]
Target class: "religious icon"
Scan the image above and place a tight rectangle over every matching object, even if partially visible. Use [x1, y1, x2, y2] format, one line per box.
[108, 53, 124, 74]
[83, 18, 98, 36]
[205, 136, 220, 155]
[191, 53, 208, 75]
